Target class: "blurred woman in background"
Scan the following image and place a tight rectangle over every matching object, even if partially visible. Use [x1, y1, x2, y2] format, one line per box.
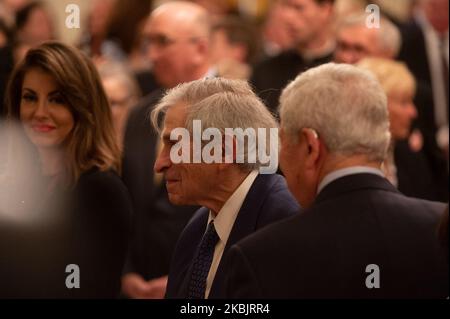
[357, 57, 448, 201]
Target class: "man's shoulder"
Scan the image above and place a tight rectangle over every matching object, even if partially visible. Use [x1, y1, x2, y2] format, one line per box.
[252, 51, 302, 76]
[182, 207, 210, 233]
[251, 174, 299, 208]
[316, 174, 445, 215]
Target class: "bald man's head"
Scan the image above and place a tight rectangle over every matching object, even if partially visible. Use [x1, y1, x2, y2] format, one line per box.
[151, 1, 211, 39]
[144, 1, 212, 88]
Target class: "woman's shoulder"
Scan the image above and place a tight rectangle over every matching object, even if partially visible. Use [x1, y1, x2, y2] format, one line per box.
[77, 167, 123, 187]
[73, 167, 132, 220]
[75, 167, 130, 200]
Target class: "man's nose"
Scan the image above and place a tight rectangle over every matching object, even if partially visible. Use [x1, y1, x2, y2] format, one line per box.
[154, 146, 171, 174]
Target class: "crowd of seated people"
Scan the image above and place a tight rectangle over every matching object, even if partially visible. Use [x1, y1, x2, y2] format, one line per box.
[0, 0, 448, 299]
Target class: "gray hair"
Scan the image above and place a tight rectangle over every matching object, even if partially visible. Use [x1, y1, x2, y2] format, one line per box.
[338, 13, 402, 58]
[151, 77, 278, 171]
[279, 63, 391, 162]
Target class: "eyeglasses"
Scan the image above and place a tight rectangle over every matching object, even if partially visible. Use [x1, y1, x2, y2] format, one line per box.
[142, 33, 202, 51]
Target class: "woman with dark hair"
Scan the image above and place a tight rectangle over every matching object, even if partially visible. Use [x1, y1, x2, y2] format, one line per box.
[1, 41, 131, 298]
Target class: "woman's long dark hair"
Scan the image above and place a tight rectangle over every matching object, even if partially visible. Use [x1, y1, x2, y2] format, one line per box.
[5, 41, 121, 185]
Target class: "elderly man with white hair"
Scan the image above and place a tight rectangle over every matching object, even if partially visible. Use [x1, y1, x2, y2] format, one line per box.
[335, 12, 449, 203]
[121, 1, 217, 299]
[152, 77, 299, 299]
[225, 63, 448, 299]
[334, 13, 402, 64]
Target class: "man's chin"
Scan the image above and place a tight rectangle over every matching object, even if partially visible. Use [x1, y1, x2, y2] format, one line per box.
[167, 193, 186, 206]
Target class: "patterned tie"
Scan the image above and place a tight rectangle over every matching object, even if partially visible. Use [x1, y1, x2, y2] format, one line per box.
[187, 220, 220, 299]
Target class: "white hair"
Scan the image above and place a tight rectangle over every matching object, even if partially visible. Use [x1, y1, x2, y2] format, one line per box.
[151, 77, 278, 171]
[338, 13, 402, 58]
[279, 63, 391, 162]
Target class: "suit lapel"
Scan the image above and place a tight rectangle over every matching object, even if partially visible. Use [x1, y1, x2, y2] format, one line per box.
[209, 174, 278, 298]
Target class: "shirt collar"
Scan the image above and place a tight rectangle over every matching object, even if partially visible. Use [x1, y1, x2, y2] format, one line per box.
[208, 170, 259, 244]
[317, 166, 384, 194]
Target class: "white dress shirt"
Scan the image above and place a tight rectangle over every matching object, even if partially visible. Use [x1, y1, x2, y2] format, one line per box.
[204, 170, 259, 298]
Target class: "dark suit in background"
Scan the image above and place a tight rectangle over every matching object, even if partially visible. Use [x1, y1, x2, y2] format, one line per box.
[226, 173, 448, 299]
[397, 19, 449, 201]
[395, 139, 448, 202]
[399, 19, 436, 94]
[166, 173, 300, 299]
[122, 89, 197, 281]
[0, 45, 14, 118]
[250, 50, 333, 113]
[398, 18, 448, 148]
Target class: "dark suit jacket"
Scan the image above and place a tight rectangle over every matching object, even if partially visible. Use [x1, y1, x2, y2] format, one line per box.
[395, 139, 448, 202]
[122, 90, 198, 280]
[397, 20, 449, 194]
[250, 50, 333, 114]
[0, 168, 131, 298]
[226, 173, 448, 299]
[166, 173, 300, 299]
[398, 19, 434, 89]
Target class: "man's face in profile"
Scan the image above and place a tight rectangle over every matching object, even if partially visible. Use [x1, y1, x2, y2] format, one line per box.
[154, 103, 218, 207]
[334, 25, 379, 64]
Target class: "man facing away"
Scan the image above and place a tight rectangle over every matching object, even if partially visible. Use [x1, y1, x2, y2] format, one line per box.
[225, 63, 448, 298]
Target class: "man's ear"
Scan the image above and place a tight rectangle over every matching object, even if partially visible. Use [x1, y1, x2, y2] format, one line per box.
[301, 128, 320, 168]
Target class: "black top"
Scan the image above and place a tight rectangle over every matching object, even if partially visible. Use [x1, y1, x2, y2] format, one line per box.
[395, 139, 449, 202]
[0, 168, 132, 298]
[250, 50, 333, 113]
